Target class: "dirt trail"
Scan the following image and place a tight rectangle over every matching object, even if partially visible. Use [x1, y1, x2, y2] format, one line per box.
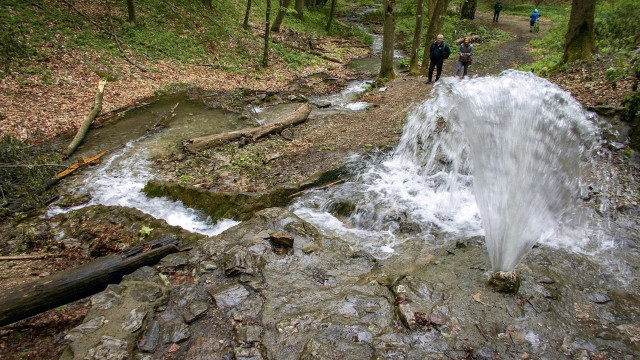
[213, 10, 547, 192]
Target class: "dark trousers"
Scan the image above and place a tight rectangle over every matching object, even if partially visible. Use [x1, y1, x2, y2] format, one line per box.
[493, 11, 500, 22]
[428, 59, 444, 82]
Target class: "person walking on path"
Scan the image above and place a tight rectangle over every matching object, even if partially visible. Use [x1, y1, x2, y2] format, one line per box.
[530, 8, 540, 32]
[426, 34, 451, 84]
[493, 1, 502, 22]
[456, 37, 473, 79]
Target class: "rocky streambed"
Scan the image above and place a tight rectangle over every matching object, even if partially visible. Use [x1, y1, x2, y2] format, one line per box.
[55, 198, 640, 359]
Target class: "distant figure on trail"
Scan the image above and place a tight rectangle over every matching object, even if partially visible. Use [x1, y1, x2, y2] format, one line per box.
[456, 37, 473, 79]
[530, 8, 540, 32]
[493, 1, 502, 22]
[426, 34, 451, 84]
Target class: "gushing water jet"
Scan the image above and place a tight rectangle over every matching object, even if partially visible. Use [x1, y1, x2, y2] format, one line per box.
[395, 70, 597, 272]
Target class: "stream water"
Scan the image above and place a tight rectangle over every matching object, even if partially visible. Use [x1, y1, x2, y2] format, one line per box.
[291, 71, 629, 274]
[48, 81, 375, 236]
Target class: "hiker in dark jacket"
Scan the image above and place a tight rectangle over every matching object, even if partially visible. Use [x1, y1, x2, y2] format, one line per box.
[493, 1, 503, 22]
[426, 34, 451, 84]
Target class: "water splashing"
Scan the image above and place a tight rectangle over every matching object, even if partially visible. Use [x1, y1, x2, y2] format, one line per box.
[293, 71, 600, 270]
[400, 71, 598, 270]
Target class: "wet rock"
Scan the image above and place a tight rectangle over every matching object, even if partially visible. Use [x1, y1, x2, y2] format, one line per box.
[299, 334, 375, 360]
[85, 336, 129, 360]
[137, 320, 161, 353]
[159, 252, 191, 269]
[472, 348, 499, 360]
[538, 276, 555, 284]
[175, 285, 211, 323]
[236, 325, 262, 345]
[327, 200, 356, 217]
[128, 281, 167, 303]
[348, 250, 377, 263]
[209, 283, 251, 309]
[65, 316, 106, 342]
[234, 346, 265, 360]
[122, 266, 159, 283]
[185, 337, 234, 359]
[222, 246, 263, 277]
[313, 100, 332, 108]
[91, 284, 124, 310]
[398, 220, 421, 234]
[267, 231, 294, 248]
[487, 271, 521, 294]
[122, 307, 147, 333]
[200, 260, 218, 272]
[162, 319, 191, 343]
[587, 292, 611, 304]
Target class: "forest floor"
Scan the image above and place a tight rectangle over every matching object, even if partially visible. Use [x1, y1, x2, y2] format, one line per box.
[0, 9, 638, 360]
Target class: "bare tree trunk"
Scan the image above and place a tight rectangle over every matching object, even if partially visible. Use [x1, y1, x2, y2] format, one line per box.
[378, 0, 396, 80]
[408, 0, 424, 75]
[243, 0, 252, 30]
[420, 0, 448, 75]
[325, 0, 337, 32]
[64, 80, 107, 158]
[561, 0, 596, 64]
[263, 0, 272, 67]
[272, 0, 292, 32]
[126, 0, 136, 24]
[460, 0, 476, 19]
[295, 0, 304, 20]
[184, 104, 312, 152]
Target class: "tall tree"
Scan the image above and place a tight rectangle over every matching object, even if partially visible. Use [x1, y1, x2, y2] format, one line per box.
[460, 0, 476, 20]
[263, 0, 272, 67]
[126, 0, 136, 24]
[379, 0, 396, 80]
[408, 0, 425, 75]
[561, 0, 597, 63]
[243, 0, 252, 30]
[326, 0, 337, 32]
[295, 0, 304, 20]
[272, 0, 292, 32]
[420, 0, 449, 75]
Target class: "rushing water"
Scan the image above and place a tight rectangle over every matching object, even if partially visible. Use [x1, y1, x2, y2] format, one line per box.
[49, 97, 253, 236]
[293, 71, 602, 270]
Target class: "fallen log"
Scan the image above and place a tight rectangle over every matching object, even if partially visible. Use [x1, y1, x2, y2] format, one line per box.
[64, 79, 107, 158]
[184, 102, 312, 152]
[0, 237, 179, 327]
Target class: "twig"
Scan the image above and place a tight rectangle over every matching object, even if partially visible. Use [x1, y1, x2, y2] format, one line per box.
[0, 254, 62, 261]
[475, 322, 489, 342]
[0, 164, 66, 168]
[526, 298, 539, 314]
[288, 179, 345, 199]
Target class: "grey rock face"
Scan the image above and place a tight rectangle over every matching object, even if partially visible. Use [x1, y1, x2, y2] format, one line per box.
[137, 320, 161, 353]
[209, 283, 251, 309]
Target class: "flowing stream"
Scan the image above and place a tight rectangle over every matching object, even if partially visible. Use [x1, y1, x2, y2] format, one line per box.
[291, 71, 618, 271]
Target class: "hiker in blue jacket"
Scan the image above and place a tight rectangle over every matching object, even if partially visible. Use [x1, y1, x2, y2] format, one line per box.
[530, 9, 540, 32]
